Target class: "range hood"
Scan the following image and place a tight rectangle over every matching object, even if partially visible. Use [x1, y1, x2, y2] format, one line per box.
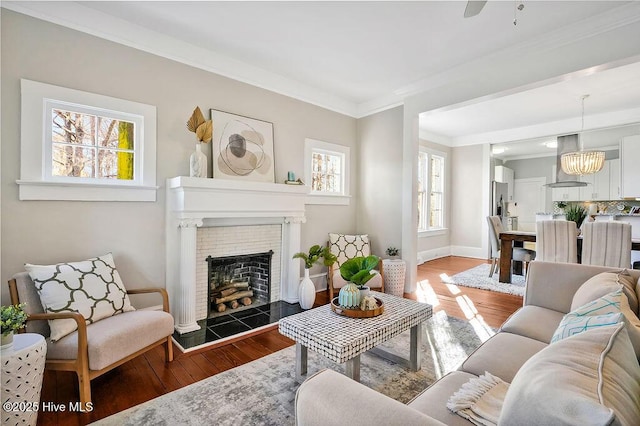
[545, 134, 588, 188]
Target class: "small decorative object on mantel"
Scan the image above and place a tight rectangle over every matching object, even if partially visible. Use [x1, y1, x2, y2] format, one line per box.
[1, 303, 27, 351]
[186, 106, 213, 178]
[293, 244, 337, 309]
[284, 178, 305, 185]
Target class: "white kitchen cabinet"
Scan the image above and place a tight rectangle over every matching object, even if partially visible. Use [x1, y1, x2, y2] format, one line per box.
[579, 161, 610, 201]
[609, 158, 620, 200]
[495, 165, 514, 201]
[620, 135, 640, 198]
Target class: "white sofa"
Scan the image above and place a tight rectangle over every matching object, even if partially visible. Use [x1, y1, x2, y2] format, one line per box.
[295, 261, 640, 425]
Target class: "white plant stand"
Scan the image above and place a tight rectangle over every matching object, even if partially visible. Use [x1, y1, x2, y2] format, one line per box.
[2, 333, 47, 426]
[383, 258, 406, 297]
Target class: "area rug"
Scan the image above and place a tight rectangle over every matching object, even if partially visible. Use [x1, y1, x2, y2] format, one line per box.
[93, 311, 493, 426]
[441, 263, 525, 296]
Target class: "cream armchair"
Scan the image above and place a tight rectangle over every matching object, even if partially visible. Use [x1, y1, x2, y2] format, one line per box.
[327, 233, 384, 299]
[8, 272, 174, 410]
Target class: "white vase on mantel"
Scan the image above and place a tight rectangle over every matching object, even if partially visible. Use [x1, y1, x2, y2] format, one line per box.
[298, 269, 316, 310]
[190, 142, 207, 178]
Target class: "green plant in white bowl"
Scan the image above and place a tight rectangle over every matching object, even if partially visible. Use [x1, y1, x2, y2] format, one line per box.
[1, 303, 27, 346]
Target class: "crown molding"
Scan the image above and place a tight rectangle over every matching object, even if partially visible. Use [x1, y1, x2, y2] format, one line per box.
[1, 1, 360, 117]
[4, 1, 640, 120]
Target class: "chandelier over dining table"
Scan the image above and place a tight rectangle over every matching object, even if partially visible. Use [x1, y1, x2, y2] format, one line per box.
[560, 94, 605, 175]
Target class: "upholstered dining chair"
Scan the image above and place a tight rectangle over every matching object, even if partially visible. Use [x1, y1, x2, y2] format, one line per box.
[327, 233, 384, 299]
[581, 221, 632, 268]
[487, 216, 536, 277]
[8, 254, 175, 410]
[535, 219, 578, 263]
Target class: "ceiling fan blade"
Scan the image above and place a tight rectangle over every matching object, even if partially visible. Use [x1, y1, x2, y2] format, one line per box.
[464, 0, 488, 18]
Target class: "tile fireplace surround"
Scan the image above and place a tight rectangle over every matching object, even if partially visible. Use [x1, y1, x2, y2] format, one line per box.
[166, 176, 309, 334]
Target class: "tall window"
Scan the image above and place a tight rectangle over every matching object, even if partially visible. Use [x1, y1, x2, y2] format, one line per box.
[304, 138, 350, 205]
[418, 148, 446, 232]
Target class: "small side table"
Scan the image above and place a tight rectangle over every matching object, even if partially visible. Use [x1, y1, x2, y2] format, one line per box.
[383, 258, 406, 297]
[2, 333, 47, 426]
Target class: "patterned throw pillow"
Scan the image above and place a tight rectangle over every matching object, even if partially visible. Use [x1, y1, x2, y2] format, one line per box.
[328, 234, 371, 267]
[551, 289, 623, 343]
[25, 253, 135, 342]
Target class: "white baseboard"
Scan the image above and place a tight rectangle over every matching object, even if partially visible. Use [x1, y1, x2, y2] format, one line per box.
[417, 246, 452, 265]
[450, 246, 486, 260]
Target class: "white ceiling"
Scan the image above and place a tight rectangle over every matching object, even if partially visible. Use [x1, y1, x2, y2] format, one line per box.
[4, 1, 640, 142]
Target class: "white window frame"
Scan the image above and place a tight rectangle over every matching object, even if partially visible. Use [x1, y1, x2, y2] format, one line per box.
[18, 79, 157, 201]
[418, 147, 447, 237]
[304, 138, 351, 205]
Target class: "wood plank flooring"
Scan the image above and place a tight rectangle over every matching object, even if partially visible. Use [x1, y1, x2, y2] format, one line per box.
[36, 256, 522, 425]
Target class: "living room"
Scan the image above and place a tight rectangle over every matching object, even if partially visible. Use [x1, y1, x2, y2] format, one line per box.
[2, 2, 640, 425]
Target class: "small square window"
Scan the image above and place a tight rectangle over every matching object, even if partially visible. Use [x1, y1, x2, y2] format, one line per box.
[304, 138, 350, 205]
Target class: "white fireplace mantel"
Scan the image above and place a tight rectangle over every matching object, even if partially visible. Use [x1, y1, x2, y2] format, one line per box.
[165, 176, 309, 334]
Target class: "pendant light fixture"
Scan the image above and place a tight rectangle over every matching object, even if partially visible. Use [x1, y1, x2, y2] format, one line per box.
[560, 95, 605, 175]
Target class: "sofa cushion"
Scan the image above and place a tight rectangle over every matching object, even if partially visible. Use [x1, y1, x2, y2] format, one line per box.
[25, 253, 135, 342]
[408, 371, 478, 426]
[571, 270, 638, 314]
[460, 332, 547, 383]
[499, 324, 640, 426]
[46, 310, 174, 370]
[499, 306, 565, 343]
[551, 312, 623, 343]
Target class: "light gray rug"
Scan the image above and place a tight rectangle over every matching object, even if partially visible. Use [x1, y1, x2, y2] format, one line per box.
[93, 311, 493, 426]
[441, 263, 525, 296]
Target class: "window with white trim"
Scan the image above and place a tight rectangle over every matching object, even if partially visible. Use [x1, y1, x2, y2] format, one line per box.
[304, 138, 350, 205]
[418, 148, 446, 232]
[19, 79, 157, 201]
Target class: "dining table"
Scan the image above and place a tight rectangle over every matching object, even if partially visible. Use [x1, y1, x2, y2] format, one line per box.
[498, 230, 640, 283]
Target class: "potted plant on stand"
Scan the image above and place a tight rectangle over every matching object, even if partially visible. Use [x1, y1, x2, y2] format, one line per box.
[383, 246, 406, 297]
[1, 303, 27, 351]
[338, 255, 380, 308]
[293, 245, 337, 309]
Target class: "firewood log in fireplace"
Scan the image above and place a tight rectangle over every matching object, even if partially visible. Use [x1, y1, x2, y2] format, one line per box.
[214, 290, 254, 305]
[215, 303, 226, 313]
[227, 300, 239, 309]
[211, 281, 249, 295]
[240, 297, 252, 306]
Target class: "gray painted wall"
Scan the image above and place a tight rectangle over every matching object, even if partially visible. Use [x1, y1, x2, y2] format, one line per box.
[1, 11, 358, 303]
[356, 106, 404, 257]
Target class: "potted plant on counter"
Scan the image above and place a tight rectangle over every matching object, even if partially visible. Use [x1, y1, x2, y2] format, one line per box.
[293, 245, 337, 309]
[338, 255, 380, 308]
[564, 203, 587, 232]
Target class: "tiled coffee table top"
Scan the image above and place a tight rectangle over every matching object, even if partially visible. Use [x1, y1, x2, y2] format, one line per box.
[278, 292, 432, 364]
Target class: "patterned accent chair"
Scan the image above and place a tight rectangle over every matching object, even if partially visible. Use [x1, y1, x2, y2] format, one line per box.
[535, 219, 578, 263]
[327, 233, 384, 299]
[8, 269, 174, 410]
[581, 221, 632, 268]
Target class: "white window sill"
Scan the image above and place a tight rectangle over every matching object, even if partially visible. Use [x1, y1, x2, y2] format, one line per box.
[418, 228, 448, 238]
[17, 180, 158, 202]
[305, 194, 351, 206]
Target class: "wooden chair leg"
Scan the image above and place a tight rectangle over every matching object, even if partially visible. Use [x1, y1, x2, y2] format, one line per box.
[165, 336, 174, 362]
[77, 363, 92, 412]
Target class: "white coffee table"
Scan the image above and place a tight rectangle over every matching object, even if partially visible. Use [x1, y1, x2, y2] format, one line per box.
[278, 292, 432, 382]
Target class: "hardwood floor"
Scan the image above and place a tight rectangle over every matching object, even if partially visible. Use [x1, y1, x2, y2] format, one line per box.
[36, 256, 523, 425]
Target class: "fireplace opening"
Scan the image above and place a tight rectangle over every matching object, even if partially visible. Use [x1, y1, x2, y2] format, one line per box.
[206, 250, 273, 317]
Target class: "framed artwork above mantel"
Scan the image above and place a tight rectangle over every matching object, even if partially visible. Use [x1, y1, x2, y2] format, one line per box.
[210, 109, 275, 183]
